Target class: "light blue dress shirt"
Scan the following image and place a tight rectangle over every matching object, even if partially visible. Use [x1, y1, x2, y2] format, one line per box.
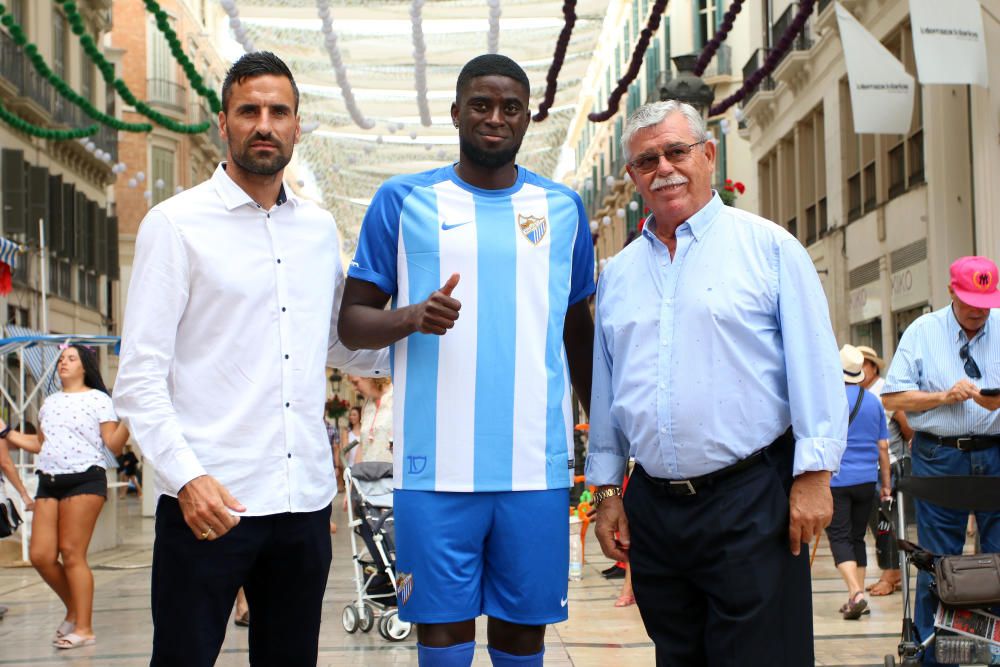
[882, 305, 1000, 436]
[585, 194, 848, 485]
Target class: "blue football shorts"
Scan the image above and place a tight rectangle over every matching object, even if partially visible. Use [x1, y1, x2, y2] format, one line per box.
[393, 487, 570, 625]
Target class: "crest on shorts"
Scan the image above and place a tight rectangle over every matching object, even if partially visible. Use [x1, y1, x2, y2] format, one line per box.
[518, 214, 547, 245]
[396, 572, 414, 606]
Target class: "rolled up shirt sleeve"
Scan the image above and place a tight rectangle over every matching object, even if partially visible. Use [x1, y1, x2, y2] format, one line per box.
[585, 277, 629, 487]
[882, 328, 922, 394]
[113, 211, 206, 493]
[777, 238, 848, 476]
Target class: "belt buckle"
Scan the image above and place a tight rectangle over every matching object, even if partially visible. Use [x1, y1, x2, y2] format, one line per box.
[668, 479, 697, 496]
[956, 437, 974, 451]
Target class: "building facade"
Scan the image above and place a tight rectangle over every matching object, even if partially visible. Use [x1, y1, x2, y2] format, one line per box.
[109, 0, 227, 332]
[744, 0, 1000, 359]
[562, 0, 756, 271]
[0, 0, 119, 357]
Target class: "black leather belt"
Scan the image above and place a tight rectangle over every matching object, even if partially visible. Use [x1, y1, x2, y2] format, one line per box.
[917, 432, 1000, 452]
[636, 447, 769, 497]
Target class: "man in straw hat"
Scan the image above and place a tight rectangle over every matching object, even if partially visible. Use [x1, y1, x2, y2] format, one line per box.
[882, 256, 1000, 666]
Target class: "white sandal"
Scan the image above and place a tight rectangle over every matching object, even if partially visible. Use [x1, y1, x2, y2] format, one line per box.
[53, 632, 96, 649]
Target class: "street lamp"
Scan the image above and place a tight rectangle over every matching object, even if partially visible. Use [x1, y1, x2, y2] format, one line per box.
[659, 54, 716, 118]
[330, 370, 343, 394]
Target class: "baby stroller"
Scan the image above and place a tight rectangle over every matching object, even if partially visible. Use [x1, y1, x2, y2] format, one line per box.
[885, 474, 1000, 665]
[341, 461, 413, 642]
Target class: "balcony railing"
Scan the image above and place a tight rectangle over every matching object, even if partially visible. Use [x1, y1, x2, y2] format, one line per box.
[0, 30, 25, 93]
[195, 101, 226, 157]
[96, 124, 117, 163]
[741, 48, 775, 105]
[770, 3, 813, 69]
[23, 66, 53, 111]
[703, 43, 732, 78]
[147, 77, 186, 112]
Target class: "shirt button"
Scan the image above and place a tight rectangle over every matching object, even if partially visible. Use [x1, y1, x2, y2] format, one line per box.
[660, 427, 667, 434]
[287, 453, 292, 459]
[285, 402, 290, 408]
[277, 259, 282, 264]
[284, 354, 289, 359]
[281, 307, 287, 312]
[661, 340, 668, 346]
[659, 383, 666, 390]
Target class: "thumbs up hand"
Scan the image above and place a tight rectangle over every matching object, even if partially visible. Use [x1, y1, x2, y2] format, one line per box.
[409, 273, 462, 336]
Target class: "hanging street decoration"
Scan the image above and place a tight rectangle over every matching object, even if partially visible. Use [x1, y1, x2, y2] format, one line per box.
[709, 0, 815, 116]
[410, 0, 433, 127]
[487, 0, 501, 54]
[0, 97, 98, 141]
[316, 0, 375, 129]
[533, 0, 577, 122]
[588, 0, 670, 122]
[219, 0, 256, 53]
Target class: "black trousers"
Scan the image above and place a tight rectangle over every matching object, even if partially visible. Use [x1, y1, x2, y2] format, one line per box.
[150, 496, 333, 667]
[624, 433, 813, 667]
[827, 482, 876, 567]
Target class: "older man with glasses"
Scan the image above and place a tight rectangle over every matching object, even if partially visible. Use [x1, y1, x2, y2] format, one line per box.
[586, 100, 847, 666]
[882, 255, 1000, 666]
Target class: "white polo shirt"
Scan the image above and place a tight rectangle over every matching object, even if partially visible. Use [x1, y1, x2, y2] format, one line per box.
[115, 164, 388, 515]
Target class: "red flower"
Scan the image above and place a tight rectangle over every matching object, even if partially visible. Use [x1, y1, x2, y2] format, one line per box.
[735, 182, 746, 194]
[724, 185, 734, 192]
[725, 178, 733, 185]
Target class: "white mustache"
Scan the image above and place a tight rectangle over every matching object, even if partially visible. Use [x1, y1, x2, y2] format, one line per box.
[651, 176, 689, 190]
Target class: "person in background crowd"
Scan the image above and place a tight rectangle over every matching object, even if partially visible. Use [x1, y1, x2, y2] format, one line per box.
[587, 100, 846, 666]
[856, 344, 912, 597]
[116, 444, 142, 499]
[350, 376, 394, 464]
[0, 344, 129, 649]
[882, 256, 1000, 666]
[341, 405, 363, 469]
[827, 345, 892, 620]
[112, 52, 387, 667]
[0, 435, 34, 623]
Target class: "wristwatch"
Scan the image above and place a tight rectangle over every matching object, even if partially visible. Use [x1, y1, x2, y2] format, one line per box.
[593, 486, 623, 507]
[0, 425, 11, 439]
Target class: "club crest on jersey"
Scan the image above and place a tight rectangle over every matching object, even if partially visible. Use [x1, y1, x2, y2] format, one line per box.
[396, 572, 414, 606]
[518, 214, 547, 245]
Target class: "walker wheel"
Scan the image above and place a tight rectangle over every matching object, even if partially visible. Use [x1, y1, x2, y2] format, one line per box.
[359, 604, 375, 633]
[341, 605, 359, 634]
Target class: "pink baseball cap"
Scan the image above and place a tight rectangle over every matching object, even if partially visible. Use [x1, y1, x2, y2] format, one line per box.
[950, 256, 1000, 308]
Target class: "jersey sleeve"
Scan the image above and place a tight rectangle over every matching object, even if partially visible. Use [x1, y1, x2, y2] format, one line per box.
[348, 181, 405, 296]
[568, 194, 596, 305]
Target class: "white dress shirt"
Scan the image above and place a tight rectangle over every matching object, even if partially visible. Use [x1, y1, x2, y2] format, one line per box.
[114, 164, 388, 515]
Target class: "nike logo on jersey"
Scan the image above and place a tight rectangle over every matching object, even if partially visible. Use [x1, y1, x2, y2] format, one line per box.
[560, 597, 568, 607]
[441, 220, 473, 231]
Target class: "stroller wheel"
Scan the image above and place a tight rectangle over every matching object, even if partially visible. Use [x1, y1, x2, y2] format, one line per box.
[883, 656, 896, 667]
[342, 605, 359, 634]
[359, 604, 375, 633]
[379, 608, 413, 642]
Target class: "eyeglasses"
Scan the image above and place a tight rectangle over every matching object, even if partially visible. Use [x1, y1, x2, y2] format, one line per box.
[960, 342, 982, 379]
[628, 141, 707, 174]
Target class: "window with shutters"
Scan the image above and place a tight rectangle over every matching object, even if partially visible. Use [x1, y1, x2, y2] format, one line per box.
[148, 14, 181, 109]
[27, 166, 49, 246]
[696, 0, 717, 49]
[53, 13, 66, 78]
[151, 146, 175, 206]
[1, 149, 27, 238]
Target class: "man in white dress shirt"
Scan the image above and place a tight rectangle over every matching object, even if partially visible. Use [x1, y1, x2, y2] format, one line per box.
[114, 52, 386, 667]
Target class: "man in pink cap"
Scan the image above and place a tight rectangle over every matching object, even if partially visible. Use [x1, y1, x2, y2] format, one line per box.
[882, 255, 1000, 666]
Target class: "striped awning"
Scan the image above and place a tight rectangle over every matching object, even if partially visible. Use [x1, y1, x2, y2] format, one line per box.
[0, 237, 21, 268]
[0, 326, 121, 397]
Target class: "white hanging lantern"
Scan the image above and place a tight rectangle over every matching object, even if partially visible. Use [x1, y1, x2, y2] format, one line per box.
[602, 215, 612, 227]
[589, 220, 599, 233]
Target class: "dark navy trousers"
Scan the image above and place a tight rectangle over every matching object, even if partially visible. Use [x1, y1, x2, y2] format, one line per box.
[150, 496, 332, 667]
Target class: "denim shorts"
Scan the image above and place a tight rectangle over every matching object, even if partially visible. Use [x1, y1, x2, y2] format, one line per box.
[36, 465, 107, 500]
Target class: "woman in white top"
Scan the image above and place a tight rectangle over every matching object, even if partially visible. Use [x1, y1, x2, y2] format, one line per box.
[0, 345, 129, 649]
[340, 405, 363, 469]
[350, 376, 393, 464]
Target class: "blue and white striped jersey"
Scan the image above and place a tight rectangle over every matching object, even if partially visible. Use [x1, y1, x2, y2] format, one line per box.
[349, 165, 595, 492]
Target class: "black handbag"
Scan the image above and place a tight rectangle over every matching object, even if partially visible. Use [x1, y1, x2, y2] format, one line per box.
[0, 497, 22, 538]
[934, 553, 1000, 608]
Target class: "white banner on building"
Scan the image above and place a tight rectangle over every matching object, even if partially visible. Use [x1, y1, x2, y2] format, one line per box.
[836, 3, 915, 134]
[909, 0, 988, 87]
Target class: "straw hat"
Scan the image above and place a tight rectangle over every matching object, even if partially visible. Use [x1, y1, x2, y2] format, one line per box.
[841, 344, 865, 384]
[855, 345, 885, 371]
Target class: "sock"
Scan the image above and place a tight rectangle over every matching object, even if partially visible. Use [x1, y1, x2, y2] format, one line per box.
[488, 645, 545, 667]
[417, 641, 476, 667]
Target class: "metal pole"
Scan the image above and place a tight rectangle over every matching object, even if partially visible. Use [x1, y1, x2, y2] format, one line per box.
[17, 347, 27, 563]
[38, 217, 48, 333]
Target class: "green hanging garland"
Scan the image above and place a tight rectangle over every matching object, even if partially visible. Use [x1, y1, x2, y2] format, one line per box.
[58, 0, 212, 134]
[0, 97, 97, 140]
[0, 5, 153, 132]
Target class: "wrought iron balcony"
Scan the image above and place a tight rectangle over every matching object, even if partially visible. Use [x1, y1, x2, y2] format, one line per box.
[770, 3, 813, 63]
[147, 77, 186, 112]
[0, 30, 25, 93]
[741, 48, 775, 105]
